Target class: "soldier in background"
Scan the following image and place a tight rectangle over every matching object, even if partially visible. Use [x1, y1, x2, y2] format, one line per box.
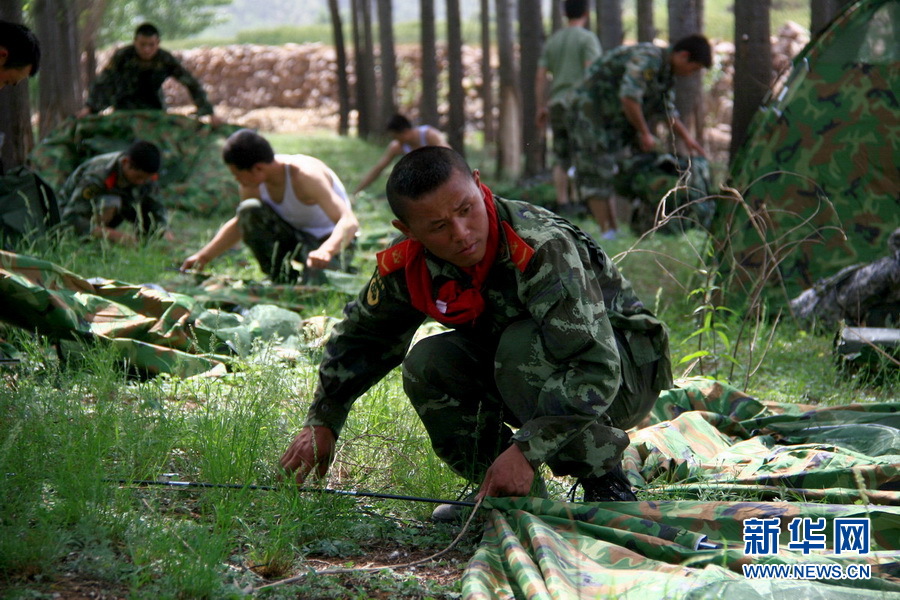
[0, 20, 40, 91]
[280, 147, 672, 521]
[569, 35, 711, 239]
[535, 0, 602, 214]
[76, 22, 221, 125]
[59, 140, 171, 245]
[791, 228, 900, 329]
[353, 114, 451, 195]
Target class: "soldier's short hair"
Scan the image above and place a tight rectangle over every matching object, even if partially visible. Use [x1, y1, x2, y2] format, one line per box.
[126, 140, 161, 174]
[223, 129, 275, 170]
[134, 22, 160, 39]
[673, 34, 712, 68]
[386, 114, 413, 133]
[0, 21, 41, 75]
[564, 0, 589, 19]
[386, 146, 471, 223]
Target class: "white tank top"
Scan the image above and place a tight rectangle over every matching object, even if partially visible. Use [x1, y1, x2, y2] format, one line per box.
[259, 157, 350, 240]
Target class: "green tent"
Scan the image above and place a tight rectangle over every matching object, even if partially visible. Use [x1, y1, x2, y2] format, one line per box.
[716, 0, 899, 308]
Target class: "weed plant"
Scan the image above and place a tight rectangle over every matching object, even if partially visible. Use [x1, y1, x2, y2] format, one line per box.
[1, 128, 895, 598]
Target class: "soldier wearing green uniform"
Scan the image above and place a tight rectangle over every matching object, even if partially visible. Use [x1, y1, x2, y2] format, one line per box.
[535, 0, 601, 213]
[569, 35, 711, 237]
[76, 22, 219, 124]
[59, 140, 170, 245]
[281, 147, 672, 518]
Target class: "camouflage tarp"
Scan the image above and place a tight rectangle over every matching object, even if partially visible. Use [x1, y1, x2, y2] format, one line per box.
[28, 111, 241, 215]
[0, 250, 337, 378]
[464, 379, 900, 599]
[717, 0, 899, 307]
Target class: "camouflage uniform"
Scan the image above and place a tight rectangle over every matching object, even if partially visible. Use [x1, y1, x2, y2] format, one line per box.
[236, 198, 355, 285]
[58, 151, 167, 237]
[569, 43, 677, 198]
[304, 196, 672, 482]
[790, 227, 900, 328]
[85, 46, 214, 116]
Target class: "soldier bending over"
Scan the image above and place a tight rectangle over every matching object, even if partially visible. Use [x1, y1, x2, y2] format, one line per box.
[280, 147, 672, 520]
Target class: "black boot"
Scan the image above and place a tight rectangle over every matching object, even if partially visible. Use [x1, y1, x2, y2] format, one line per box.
[579, 464, 637, 502]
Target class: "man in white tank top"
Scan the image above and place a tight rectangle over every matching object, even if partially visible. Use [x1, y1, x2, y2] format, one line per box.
[181, 129, 359, 284]
[353, 113, 450, 195]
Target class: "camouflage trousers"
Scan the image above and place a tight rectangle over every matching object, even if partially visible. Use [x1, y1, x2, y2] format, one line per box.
[402, 319, 661, 483]
[568, 97, 632, 199]
[236, 199, 353, 284]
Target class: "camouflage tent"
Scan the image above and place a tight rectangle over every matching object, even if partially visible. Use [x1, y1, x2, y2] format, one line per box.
[28, 111, 241, 216]
[464, 380, 900, 599]
[716, 0, 899, 308]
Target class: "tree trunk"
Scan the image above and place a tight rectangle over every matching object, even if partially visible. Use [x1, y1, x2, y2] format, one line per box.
[667, 0, 704, 153]
[34, 0, 83, 138]
[329, 0, 351, 135]
[730, 0, 771, 159]
[495, 0, 521, 179]
[420, 0, 439, 126]
[361, 0, 378, 137]
[810, 0, 853, 37]
[596, 0, 624, 50]
[637, 0, 656, 43]
[77, 0, 108, 90]
[351, 0, 376, 138]
[377, 0, 397, 132]
[0, 0, 33, 173]
[519, 0, 544, 176]
[551, 0, 563, 31]
[447, 0, 466, 155]
[479, 0, 495, 145]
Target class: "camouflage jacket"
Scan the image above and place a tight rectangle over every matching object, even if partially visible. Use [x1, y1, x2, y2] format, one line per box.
[304, 197, 672, 462]
[577, 43, 678, 132]
[59, 151, 167, 236]
[86, 46, 214, 116]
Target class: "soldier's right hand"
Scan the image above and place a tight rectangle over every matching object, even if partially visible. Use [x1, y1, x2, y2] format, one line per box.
[280, 425, 336, 487]
[180, 253, 207, 272]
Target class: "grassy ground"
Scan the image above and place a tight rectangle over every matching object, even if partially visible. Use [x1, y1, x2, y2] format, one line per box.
[1, 129, 896, 599]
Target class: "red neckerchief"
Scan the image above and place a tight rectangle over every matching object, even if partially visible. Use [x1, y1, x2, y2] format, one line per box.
[405, 183, 500, 325]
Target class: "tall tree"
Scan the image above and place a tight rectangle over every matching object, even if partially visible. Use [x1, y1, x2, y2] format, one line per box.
[447, 0, 466, 155]
[596, 0, 624, 50]
[810, 0, 853, 37]
[351, 0, 376, 138]
[519, 0, 544, 176]
[479, 0, 495, 145]
[667, 0, 704, 152]
[420, 0, 439, 127]
[377, 0, 397, 132]
[637, 0, 656, 42]
[329, 0, 351, 135]
[495, 0, 521, 178]
[34, 0, 82, 137]
[731, 0, 771, 158]
[551, 0, 563, 31]
[0, 0, 33, 172]
[77, 0, 108, 90]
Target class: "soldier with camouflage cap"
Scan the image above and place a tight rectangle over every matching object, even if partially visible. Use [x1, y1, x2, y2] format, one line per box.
[280, 147, 672, 517]
[569, 34, 711, 238]
[59, 140, 171, 245]
[76, 22, 220, 125]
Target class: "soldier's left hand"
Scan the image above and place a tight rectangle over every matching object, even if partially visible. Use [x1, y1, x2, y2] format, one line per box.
[306, 248, 333, 270]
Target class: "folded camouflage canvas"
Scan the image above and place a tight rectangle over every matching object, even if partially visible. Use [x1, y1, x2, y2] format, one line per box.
[28, 111, 241, 215]
[464, 380, 899, 598]
[0, 250, 335, 377]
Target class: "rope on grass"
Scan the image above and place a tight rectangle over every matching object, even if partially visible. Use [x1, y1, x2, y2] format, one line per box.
[251, 496, 486, 593]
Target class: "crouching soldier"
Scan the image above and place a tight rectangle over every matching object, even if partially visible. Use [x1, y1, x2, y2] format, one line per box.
[280, 147, 673, 521]
[59, 140, 172, 245]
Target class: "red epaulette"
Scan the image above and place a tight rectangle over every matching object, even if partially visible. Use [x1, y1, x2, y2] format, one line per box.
[376, 239, 414, 276]
[104, 172, 118, 190]
[502, 222, 534, 273]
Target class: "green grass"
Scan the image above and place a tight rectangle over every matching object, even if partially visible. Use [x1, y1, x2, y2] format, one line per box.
[1, 128, 896, 598]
